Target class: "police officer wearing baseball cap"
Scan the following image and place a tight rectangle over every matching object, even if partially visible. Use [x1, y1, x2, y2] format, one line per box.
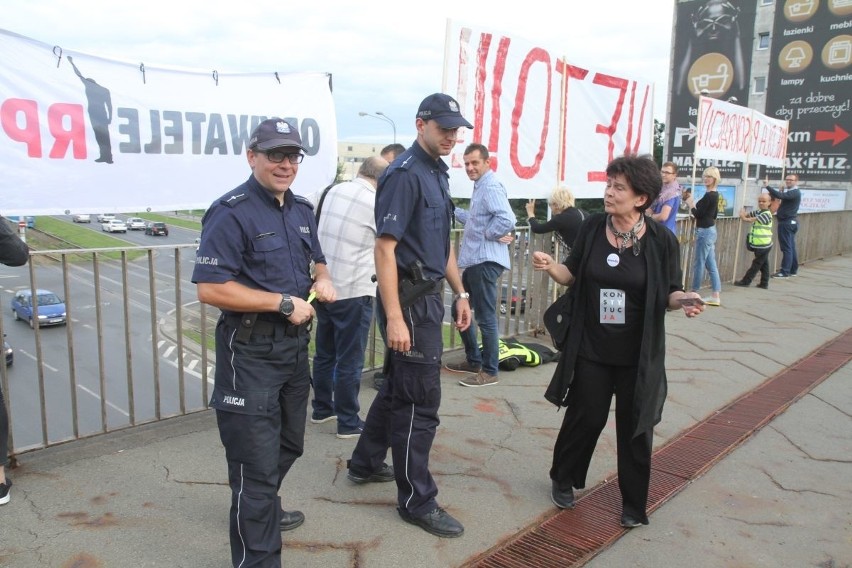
[192, 117, 336, 567]
[346, 93, 473, 538]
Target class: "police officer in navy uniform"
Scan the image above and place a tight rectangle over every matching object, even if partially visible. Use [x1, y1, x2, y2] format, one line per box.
[192, 118, 336, 567]
[346, 93, 473, 538]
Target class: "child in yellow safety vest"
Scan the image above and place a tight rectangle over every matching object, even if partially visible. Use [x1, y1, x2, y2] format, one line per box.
[734, 193, 776, 290]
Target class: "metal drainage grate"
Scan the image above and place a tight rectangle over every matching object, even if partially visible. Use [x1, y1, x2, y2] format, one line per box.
[464, 328, 852, 567]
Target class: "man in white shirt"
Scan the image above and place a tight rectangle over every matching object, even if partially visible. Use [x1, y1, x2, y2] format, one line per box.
[310, 156, 389, 438]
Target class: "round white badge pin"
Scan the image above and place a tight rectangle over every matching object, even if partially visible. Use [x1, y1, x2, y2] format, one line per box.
[607, 253, 620, 267]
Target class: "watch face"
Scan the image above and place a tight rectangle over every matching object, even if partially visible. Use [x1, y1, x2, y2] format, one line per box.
[280, 295, 294, 316]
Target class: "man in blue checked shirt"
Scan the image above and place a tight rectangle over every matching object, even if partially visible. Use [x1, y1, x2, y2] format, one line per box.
[446, 143, 516, 387]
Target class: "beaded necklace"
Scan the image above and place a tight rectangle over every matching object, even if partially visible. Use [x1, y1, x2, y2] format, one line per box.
[607, 214, 644, 256]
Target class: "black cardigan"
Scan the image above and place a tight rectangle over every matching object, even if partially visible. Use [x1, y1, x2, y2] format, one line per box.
[544, 213, 684, 437]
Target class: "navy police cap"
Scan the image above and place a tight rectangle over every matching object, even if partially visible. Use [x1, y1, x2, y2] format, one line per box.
[416, 93, 473, 129]
[249, 118, 305, 151]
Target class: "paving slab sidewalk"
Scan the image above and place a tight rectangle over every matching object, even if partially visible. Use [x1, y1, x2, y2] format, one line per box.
[1, 255, 850, 567]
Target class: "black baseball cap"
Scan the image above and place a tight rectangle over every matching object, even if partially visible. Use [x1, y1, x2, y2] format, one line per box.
[249, 118, 305, 151]
[416, 93, 473, 129]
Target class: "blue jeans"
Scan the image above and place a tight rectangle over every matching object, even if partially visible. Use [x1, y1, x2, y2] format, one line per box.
[451, 262, 504, 375]
[777, 219, 799, 275]
[311, 296, 374, 430]
[691, 226, 721, 293]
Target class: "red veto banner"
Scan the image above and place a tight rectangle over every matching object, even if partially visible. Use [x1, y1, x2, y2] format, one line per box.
[444, 21, 654, 199]
[0, 29, 337, 217]
[695, 96, 789, 168]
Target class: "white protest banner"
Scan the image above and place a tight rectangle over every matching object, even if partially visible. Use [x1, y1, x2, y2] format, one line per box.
[444, 21, 653, 199]
[695, 96, 788, 168]
[0, 29, 337, 216]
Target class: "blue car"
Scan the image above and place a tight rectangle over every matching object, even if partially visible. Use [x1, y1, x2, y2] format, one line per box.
[11, 289, 67, 328]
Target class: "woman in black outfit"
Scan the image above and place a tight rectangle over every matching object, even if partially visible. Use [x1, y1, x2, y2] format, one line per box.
[525, 187, 586, 252]
[684, 167, 722, 306]
[531, 155, 704, 528]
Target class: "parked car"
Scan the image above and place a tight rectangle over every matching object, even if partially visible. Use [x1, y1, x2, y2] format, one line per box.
[96, 213, 116, 223]
[499, 285, 527, 315]
[145, 222, 169, 236]
[3, 337, 12, 366]
[11, 289, 67, 328]
[71, 214, 91, 223]
[8, 216, 35, 228]
[102, 219, 128, 233]
[126, 217, 147, 230]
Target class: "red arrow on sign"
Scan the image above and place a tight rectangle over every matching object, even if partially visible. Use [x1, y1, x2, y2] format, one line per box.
[815, 125, 850, 146]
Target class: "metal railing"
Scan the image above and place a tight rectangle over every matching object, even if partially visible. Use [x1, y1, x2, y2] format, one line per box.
[2, 211, 851, 461]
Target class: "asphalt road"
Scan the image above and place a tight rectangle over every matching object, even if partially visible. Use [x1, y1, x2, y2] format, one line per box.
[1, 215, 208, 452]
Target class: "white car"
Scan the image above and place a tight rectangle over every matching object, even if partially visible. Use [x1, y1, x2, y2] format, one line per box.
[102, 219, 127, 233]
[71, 214, 91, 223]
[97, 213, 116, 223]
[126, 217, 147, 230]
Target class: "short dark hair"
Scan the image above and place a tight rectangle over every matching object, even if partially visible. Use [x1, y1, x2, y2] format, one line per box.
[662, 161, 678, 174]
[464, 143, 489, 159]
[605, 154, 661, 212]
[380, 143, 406, 160]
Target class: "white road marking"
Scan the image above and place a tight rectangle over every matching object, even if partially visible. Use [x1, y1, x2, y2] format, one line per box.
[18, 349, 59, 372]
[76, 384, 130, 417]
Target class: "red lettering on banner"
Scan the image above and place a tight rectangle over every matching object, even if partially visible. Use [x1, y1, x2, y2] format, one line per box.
[47, 103, 86, 159]
[1, 98, 42, 157]
[1, 99, 87, 159]
[472, 33, 510, 170]
[556, 61, 588, 182]
[586, 74, 650, 182]
[510, 48, 551, 179]
[472, 33, 491, 144]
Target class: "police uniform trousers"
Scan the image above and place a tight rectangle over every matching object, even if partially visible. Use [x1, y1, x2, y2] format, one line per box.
[349, 292, 444, 517]
[550, 356, 653, 523]
[212, 316, 311, 568]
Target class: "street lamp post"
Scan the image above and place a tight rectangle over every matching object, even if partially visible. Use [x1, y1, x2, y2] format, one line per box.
[359, 111, 396, 143]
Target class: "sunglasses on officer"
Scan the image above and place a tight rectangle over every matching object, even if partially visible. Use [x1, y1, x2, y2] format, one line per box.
[259, 150, 305, 164]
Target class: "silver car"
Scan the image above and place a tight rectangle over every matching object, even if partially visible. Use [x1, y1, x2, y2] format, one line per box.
[126, 217, 147, 230]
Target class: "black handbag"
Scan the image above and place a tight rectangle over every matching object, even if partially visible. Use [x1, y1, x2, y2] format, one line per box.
[543, 290, 573, 351]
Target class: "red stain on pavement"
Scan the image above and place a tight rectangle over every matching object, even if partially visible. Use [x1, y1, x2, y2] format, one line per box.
[473, 400, 504, 415]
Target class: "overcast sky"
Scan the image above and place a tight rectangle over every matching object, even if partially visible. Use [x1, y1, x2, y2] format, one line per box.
[4, 0, 676, 144]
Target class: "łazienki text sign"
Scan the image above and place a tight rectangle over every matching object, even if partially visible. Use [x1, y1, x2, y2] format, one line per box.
[695, 96, 788, 168]
[0, 29, 337, 217]
[444, 21, 654, 199]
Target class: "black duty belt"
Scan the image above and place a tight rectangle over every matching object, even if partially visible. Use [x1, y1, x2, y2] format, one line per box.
[222, 313, 309, 342]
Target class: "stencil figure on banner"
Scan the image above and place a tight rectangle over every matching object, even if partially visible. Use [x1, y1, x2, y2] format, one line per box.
[734, 193, 774, 290]
[531, 154, 704, 530]
[347, 93, 472, 539]
[310, 156, 389, 439]
[192, 117, 337, 568]
[764, 174, 801, 279]
[67, 56, 114, 164]
[445, 143, 516, 388]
